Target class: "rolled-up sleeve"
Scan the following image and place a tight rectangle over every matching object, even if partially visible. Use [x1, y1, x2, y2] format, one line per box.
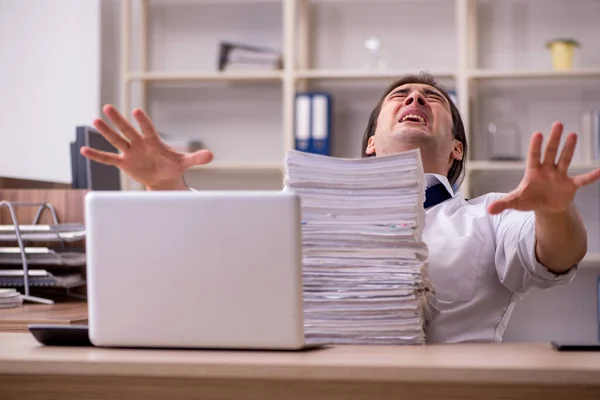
[490, 194, 578, 294]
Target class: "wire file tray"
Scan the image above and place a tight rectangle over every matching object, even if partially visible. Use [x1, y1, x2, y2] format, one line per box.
[0, 200, 86, 304]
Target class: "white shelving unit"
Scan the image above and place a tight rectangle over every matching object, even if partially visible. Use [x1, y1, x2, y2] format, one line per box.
[470, 161, 600, 172]
[119, 0, 600, 264]
[127, 71, 284, 81]
[468, 68, 600, 79]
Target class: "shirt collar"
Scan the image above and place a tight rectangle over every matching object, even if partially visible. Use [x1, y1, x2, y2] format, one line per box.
[424, 173, 455, 198]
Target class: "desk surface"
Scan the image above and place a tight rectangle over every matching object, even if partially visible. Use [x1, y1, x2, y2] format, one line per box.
[1, 333, 599, 386]
[0, 301, 87, 333]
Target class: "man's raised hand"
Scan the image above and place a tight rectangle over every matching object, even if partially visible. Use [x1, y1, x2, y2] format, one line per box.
[80, 105, 213, 190]
[487, 121, 600, 215]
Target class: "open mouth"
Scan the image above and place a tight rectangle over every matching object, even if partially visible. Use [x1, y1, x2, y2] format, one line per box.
[400, 114, 426, 125]
[397, 109, 430, 128]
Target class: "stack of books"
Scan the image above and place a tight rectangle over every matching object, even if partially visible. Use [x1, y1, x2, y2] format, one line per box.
[217, 42, 282, 72]
[284, 149, 431, 345]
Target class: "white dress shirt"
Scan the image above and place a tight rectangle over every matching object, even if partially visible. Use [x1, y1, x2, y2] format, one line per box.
[422, 173, 578, 343]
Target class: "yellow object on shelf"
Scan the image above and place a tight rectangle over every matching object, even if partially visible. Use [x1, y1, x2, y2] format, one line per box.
[546, 38, 580, 71]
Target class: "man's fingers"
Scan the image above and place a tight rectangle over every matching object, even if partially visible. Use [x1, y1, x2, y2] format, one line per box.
[103, 104, 143, 142]
[80, 147, 121, 166]
[93, 118, 130, 152]
[573, 168, 600, 188]
[487, 194, 518, 215]
[487, 199, 510, 215]
[181, 149, 214, 169]
[486, 189, 523, 215]
[542, 121, 563, 167]
[556, 132, 577, 173]
[133, 108, 160, 140]
[526, 132, 543, 169]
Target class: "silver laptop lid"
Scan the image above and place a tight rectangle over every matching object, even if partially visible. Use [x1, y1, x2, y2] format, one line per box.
[85, 190, 305, 350]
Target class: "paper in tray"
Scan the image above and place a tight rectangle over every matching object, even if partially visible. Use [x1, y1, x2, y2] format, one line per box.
[0, 270, 85, 288]
[0, 247, 86, 267]
[0, 223, 86, 243]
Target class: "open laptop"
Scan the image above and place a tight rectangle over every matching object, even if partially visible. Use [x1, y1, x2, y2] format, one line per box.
[31, 190, 315, 351]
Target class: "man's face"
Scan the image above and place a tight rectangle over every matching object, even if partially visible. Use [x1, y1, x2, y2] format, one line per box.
[366, 83, 459, 160]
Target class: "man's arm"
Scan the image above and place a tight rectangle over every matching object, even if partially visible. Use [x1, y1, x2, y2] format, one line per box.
[146, 177, 190, 191]
[534, 205, 587, 274]
[488, 122, 600, 275]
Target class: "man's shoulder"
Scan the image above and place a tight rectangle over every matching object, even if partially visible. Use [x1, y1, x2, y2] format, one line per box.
[459, 191, 505, 206]
[456, 192, 530, 217]
[458, 192, 535, 224]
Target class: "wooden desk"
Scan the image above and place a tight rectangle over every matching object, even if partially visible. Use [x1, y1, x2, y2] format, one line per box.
[0, 302, 87, 333]
[1, 333, 599, 400]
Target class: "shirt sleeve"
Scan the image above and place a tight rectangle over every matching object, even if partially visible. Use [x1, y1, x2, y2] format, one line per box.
[488, 193, 579, 294]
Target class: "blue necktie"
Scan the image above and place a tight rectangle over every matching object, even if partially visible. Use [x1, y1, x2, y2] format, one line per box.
[424, 183, 452, 209]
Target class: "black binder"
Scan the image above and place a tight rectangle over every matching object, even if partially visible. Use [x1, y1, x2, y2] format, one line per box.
[70, 125, 121, 190]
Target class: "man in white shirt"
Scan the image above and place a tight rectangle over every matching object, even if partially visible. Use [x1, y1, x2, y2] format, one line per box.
[81, 72, 596, 343]
[360, 73, 591, 342]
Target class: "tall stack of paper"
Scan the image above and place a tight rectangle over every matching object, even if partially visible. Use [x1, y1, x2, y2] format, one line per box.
[284, 149, 431, 345]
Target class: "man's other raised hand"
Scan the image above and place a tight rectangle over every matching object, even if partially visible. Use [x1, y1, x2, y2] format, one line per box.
[80, 105, 213, 190]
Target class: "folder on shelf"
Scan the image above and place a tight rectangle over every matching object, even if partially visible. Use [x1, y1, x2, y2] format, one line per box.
[294, 92, 332, 156]
[217, 41, 282, 72]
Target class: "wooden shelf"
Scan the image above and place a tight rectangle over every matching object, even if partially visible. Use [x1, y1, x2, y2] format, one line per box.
[307, 0, 448, 3]
[188, 163, 283, 171]
[468, 69, 600, 80]
[469, 161, 600, 172]
[127, 71, 283, 82]
[295, 69, 455, 80]
[581, 253, 600, 269]
[148, 0, 282, 4]
[129, 70, 456, 82]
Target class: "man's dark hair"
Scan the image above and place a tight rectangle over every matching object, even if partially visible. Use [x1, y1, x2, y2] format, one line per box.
[361, 72, 467, 190]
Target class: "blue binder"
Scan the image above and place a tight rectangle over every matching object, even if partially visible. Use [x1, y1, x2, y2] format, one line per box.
[294, 92, 332, 156]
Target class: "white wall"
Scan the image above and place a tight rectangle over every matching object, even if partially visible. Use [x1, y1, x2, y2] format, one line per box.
[308, 0, 456, 71]
[0, 0, 102, 183]
[503, 269, 599, 343]
[470, 171, 600, 342]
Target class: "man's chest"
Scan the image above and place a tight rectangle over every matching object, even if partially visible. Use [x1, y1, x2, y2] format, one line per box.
[422, 204, 498, 303]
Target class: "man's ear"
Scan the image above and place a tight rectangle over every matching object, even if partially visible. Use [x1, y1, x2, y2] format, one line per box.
[366, 136, 376, 155]
[451, 139, 463, 161]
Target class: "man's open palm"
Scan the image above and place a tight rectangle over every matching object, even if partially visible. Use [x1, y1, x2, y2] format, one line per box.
[488, 121, 600, 215]
[81, 105, 213, 189]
